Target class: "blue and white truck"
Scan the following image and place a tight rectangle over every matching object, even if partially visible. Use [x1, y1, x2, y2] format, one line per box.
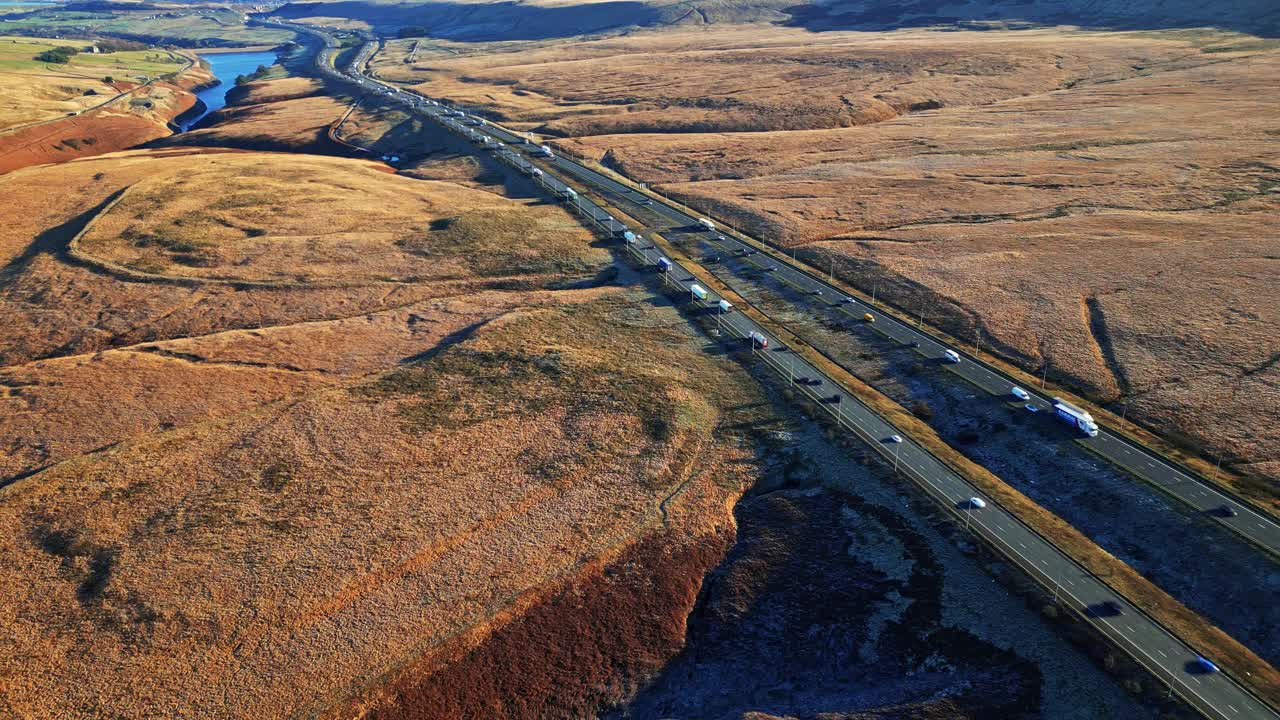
[1052, 397, 1099, 437]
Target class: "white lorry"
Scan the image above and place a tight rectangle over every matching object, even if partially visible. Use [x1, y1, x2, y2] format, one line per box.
[1052, 397, 1100, 437]
[538, 145, 554, 158]
[690, 284, 709, 302]
[697, 217, 716, 231]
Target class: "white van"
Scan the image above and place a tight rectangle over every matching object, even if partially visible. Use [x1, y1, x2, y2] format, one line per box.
[943, 350, 961, 363]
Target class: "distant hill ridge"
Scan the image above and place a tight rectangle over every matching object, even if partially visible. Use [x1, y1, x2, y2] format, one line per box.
[270, 0, 1279, 39]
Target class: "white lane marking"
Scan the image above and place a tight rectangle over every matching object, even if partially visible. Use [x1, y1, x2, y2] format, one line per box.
[1158, 650, 1167, 657]
[1018, 542, 1027, 549]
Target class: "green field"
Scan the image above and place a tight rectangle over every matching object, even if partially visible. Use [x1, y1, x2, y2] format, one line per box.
[0, 35, 183, 76]
[0, 8, 294, 46]
[0, 35, 191, 129]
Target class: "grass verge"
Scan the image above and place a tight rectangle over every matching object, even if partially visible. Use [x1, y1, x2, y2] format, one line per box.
[577, 182, 1280, 712]
[557, 149, 1277, 521]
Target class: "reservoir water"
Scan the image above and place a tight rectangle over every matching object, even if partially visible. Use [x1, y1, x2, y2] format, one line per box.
[180, 49, 278, 131]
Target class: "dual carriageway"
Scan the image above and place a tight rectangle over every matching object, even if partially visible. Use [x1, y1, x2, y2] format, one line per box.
[283, 23, 1279, 720]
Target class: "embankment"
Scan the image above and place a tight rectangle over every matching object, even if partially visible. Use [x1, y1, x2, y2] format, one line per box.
[0, 58, 215, 174]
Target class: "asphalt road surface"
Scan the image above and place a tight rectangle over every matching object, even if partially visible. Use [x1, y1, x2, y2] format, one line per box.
[532, 141, 1280, 561]
[282, 28, 1278, 719]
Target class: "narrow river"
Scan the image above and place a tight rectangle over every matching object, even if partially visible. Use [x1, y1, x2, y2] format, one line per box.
[180, 49, 279, 131]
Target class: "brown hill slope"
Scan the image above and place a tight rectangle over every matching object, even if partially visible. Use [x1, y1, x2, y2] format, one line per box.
[0, 148, 607, 480]
[0, 144, 777, 718]
[562, 42, 1280, 485]
[0, 285, 770, 719]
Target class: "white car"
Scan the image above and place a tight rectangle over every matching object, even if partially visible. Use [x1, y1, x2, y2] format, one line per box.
[968, 497, 987, 509]
[1011, 386, 1030, 401]
[1024, 403, 1039, 413]
[887, 435, 903, 444]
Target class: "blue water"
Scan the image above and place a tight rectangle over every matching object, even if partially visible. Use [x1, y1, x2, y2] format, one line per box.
[180, 50, 278, 131]
[0, 2, 58, 5]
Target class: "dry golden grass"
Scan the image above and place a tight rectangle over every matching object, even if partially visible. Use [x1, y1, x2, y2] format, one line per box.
[166, 93, 354, 152]
[516, 28, 1280, 490]
[0, 287, 768, 720]
[627, 209, 1280, 708]
[370, 26, 1205, 136]
[226, 75, 324, 105]
[0, 285, 569, 482]
[0, 36, 193, 131]
[0, 44, 212, 174]
[0, 149, 606, 369]
[0, 136, 776, 718]
[75, 152, 602, 282]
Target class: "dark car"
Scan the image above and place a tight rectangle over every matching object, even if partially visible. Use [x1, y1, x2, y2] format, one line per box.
[1216, 504, 1239, 518]
[1089, 600, 1123, 617]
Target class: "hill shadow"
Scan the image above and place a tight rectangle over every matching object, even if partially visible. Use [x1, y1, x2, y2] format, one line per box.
[273, 0, 661, 41]
[779, 0, 1279, 39]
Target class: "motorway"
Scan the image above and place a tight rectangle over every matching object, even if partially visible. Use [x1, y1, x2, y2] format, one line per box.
[282, 25, 1278, 720]
[537, 149, 1280, 561]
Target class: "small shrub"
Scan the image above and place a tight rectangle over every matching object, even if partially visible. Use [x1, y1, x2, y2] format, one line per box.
[260, 462, 293, 492]
[910, 399, 934, 421]
[37, 48, 75, 64]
